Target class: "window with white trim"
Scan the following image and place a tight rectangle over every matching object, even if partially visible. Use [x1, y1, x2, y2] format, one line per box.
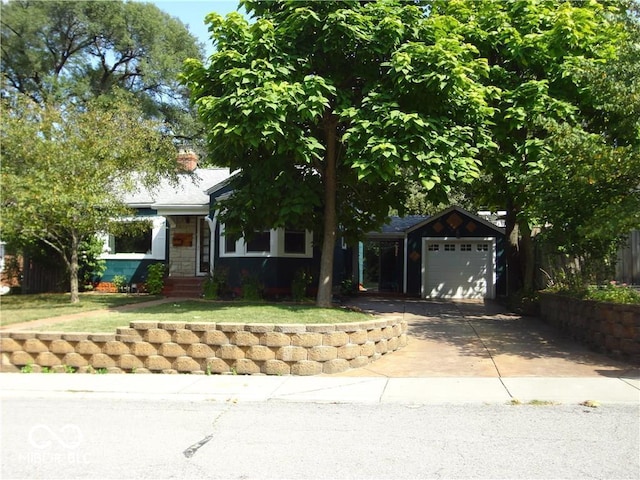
[100, 217, 166, 260]
[460, 244, 472, 252]
[220, 226, 312, 258]
[477, 243, 489, 252]
[427, 243, 439, 251]
[444, 244, 456, 251]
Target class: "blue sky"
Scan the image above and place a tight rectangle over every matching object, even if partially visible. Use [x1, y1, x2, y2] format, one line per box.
[146, 1, 245, 56]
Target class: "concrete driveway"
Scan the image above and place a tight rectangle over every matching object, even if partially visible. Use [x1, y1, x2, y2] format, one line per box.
[337, 297, 640, 378]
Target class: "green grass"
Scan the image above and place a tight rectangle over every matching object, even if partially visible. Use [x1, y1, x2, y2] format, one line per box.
[0, 293, 161, 326]
[19, 300, 372, 333]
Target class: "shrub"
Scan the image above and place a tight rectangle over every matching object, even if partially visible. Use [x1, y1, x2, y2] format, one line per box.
[112, 275, 128, 293]
[240, 270, 262, 301]
[585, 281, 640, 304]
[145, 263, 165, 295]
[203, 266, 229, 300]
[291, 268, 313, 301]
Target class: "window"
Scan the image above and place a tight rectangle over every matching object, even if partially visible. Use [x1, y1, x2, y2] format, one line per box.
[477, 243, 489, 252]
[111, 228, 152, 254]
[427, 244, 439, 251]
[444, 244, 456, 251]
[246, 231, 271, 253]
[284, 230, 306, 254]
[460, 244, 472, 252]
[101, 216, 166, 260]
[219, 226, 312, 258]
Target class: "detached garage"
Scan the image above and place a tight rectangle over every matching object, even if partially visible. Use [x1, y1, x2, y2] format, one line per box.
[362, 206, 506, 299]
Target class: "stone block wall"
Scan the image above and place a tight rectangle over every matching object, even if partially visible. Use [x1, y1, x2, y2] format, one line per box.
[539, 293, 640, 363]
[0, 318, 408, 375]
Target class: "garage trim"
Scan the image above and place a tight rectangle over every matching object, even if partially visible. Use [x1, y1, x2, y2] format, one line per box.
[421, 236, 497, 299]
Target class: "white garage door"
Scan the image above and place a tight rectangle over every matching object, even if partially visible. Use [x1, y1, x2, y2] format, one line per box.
[422, 239, 495, 299]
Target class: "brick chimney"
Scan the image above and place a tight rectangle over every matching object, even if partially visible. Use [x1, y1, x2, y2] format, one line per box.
[177, 149, 198, 172]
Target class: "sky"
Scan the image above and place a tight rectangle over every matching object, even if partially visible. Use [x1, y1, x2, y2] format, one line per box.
[146, 1, 245, 56]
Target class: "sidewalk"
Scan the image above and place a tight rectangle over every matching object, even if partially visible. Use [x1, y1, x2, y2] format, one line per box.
[1, 373, 638, 405]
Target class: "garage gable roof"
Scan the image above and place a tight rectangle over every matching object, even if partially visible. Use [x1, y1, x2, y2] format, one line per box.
[406, 205, 505, 235]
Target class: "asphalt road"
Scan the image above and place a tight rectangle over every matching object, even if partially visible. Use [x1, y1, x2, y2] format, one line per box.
[2, 396, 638, 480]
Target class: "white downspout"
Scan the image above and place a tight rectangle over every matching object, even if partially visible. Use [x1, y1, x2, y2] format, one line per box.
[204, 211, 218, 276]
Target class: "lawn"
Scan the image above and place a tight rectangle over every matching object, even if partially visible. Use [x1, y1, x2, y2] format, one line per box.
[0, 293, 161, 326]
[13, 300, 372, 333]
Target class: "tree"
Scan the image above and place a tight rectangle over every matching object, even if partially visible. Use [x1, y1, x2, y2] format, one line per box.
[432, 0, 629, 293]
[182, 0, 495, 306]
[1, 0, 204, 146]
[0, 94, 177, 303]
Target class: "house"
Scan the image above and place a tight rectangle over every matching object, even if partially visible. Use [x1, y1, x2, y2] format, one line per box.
[98, 152, 506, 299]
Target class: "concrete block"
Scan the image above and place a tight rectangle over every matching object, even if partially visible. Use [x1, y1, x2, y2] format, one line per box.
[399, 334, 408, 347]
[62, 352, 88, 367]
[387, 336, 399, 352]
[186, 322, 217, 332]
[324, 331, 350, 346]
[308, 346, 338, 362]
[145, 355, 172, 371]
[382, 326, 395, 339]
[333, 323, 363, 333]
[291, 360, 322, 376]
[305, 324, 336, 333]
[1, 362, 21, 373]
[360, 341, 376, 357]
[129, 341, 158, 357]
[262, 359, 290, 375]
[367, 328, 383, 342]
[116, 327, 140, 337]
[290, 332, 322, 348]
[276, 346, 307, 362]
[173, 356, 201, 373]
[36, 333, 62, 341]
[9, 332, 36, 340]
[35, 352, 61, 367]
[274, 325, 306, 334]
[173, 329, 200, 345]
[106, 367, 124, 374]
[1, 337, 23, 353]
[157, 342, 186, 358]
[133, 367, 151, 374]
[201, 330, 229, 346]
[262, 332, 290, 347]
[62, 333, 89, 342]
[75, 340, 102, 355]
[232, 359, 260, 375]
[49, 340, 75, 355]
[217, 323, 246, 332]
[144, 329, 172, 344]
[231, 331, 260, 347]
[337, 344, 360, 360]
[347, 330, 368, 345]
[217, 344, 245, 360]
[118, 354, 144, 371]
[350, 356, 370, 369]
[186, 343, 215, 359]
[130, 321, 158, 330]
[103, 341, 129, 356]
[322, 358, 350, 374]
[375, 339, 389, 354]
[89, 334, 116, 342]
[90, 353, 117, 369]
[246, 345, 275, 361]
[245, 324, 275, 334]
[205, 358, 230, 374]
[23, 339, 48, 353]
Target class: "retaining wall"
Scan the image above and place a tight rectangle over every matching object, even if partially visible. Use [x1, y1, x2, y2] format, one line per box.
[539, 293, 640, 363]
[0, 318, 408, 375]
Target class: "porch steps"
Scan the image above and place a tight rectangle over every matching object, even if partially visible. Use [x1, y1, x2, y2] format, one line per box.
[162, 277, 204, 298]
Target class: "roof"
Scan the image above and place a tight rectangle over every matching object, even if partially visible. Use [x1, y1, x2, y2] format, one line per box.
[122, 168, 232, 214]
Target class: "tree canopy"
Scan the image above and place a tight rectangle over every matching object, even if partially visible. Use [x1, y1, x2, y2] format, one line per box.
[182, 0, 497, 306]
[1, 0, 204, 146]
[0, 94, 178, 302]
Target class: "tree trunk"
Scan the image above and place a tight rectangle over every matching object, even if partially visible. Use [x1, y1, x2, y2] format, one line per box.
[519, 221, 536, 292]
[69, 232, 80, 303]
[316, 120, 338, 308]
[505, 200, 522, 295]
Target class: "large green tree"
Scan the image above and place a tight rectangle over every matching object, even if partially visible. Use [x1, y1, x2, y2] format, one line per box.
[1, 0, 204, 145]
[1, 95, 177, 303]
[433, 0, 630, 293]
[182, 0, 495, 306]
